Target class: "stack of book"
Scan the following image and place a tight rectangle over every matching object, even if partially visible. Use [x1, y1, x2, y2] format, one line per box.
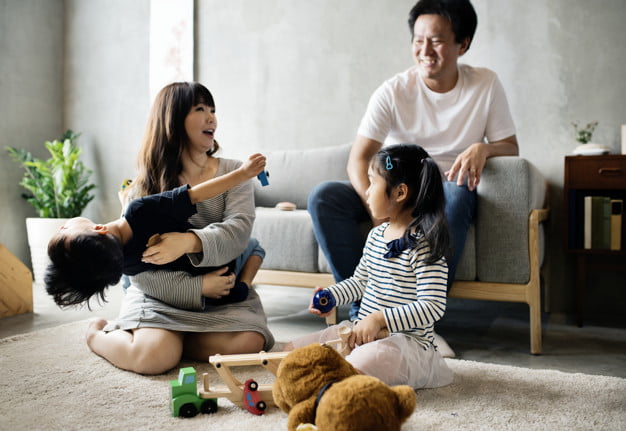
[584, 196, 623, 250]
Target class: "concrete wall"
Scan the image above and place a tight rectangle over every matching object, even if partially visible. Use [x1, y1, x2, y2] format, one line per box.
[2, 0, 625, 317]
[1, 0, 64, 270]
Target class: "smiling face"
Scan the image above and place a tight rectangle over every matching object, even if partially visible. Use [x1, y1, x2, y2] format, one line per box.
[412, 14, 469, 93]
[184, 103, 217, 154]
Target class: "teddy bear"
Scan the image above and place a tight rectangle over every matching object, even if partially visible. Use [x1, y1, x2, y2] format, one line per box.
[272, 343, 416, 431]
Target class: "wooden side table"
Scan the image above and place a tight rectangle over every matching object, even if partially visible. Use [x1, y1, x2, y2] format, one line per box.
[563, 155, 626, 326]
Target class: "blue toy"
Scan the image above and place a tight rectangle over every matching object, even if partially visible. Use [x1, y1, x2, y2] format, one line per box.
[312, 290, 336, 313]
[257, 171, 269, 186]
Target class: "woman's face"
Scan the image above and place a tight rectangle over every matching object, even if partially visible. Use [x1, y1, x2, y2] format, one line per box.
[184, 103, 217, 153]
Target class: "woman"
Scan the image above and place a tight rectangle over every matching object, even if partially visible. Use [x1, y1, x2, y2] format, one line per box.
[86, 82, 274, 375]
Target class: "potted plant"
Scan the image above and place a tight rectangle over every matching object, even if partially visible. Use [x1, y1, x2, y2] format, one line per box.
[572, 120, 609, 155]
[7, 130, 96, 285]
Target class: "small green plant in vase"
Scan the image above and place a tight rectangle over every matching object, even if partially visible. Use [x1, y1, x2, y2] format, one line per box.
[7, 130, 95, 218]
[7, 130, 96, 285]
[571, 120, 608, 155]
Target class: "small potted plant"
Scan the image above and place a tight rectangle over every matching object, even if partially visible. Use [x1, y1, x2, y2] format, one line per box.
[7, 130, 96, 285]
[572, 120, 609, 155]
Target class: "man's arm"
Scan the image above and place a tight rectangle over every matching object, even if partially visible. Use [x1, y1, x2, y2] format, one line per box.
[445, 135, 518, 191]
[347, 135, 384, 223]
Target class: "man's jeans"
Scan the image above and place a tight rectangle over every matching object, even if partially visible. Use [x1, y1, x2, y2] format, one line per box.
[308, 180, 476, 320]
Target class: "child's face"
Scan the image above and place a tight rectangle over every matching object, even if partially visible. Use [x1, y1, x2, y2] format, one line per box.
[56, 217, 106, 243]
[365, 165, 394, 220]
[185, 103, 217, 154]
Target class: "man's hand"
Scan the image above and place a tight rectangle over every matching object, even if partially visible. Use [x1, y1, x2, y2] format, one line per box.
[445, 142, 488, 191]
[141, 232, 199, 265]
[201, 266, 235, 298]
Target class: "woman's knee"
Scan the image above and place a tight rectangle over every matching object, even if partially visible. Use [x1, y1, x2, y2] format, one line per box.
[131, 329, 184, 375]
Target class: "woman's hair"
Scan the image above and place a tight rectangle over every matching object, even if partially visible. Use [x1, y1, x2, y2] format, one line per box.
[407, 0, 478, 51]
[45, 233, 124, 308]
[372, 144, 449, 264]
[132, 82, 219, 197]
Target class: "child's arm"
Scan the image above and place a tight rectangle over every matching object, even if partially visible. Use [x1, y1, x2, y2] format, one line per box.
[187, 153, 266, 204]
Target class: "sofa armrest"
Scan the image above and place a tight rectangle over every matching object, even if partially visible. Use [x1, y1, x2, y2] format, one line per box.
[475, 157, 547, 283]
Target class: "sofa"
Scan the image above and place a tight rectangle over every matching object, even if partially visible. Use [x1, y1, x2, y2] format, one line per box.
[251, 144, 549, 354]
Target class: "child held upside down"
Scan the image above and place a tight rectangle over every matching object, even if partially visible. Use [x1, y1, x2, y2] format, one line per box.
[286, 144, 454, 389]
[45, 153, 266, 308]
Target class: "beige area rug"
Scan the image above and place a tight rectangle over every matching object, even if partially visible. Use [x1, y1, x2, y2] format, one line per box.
[1, 321, 625, 431]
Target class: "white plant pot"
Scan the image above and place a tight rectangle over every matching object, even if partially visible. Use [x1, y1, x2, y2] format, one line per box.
[26, 217, 68, 286]
[573, 143, 610, 156]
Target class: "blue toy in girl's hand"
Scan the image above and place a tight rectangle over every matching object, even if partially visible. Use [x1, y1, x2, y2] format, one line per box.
[257, 171, 269, 186]
[312, 290, 336, 313]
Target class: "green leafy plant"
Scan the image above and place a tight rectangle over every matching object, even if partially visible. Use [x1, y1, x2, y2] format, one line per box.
[572, 120, 598, 144]
[7, 130, 96, 218]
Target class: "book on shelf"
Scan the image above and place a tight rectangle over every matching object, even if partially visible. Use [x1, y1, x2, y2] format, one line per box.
[610, 199, 623, 251]
[583, 196, 611, 250]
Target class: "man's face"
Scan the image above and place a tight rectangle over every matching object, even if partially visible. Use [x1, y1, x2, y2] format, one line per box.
[412, 14, 469, 92]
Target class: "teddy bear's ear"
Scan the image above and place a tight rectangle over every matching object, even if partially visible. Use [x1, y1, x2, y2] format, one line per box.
[287, 398, 318, 431]
[392, 385, 417, 420]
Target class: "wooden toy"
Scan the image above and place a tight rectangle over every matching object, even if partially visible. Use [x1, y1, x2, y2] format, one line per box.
[170, 367, 218, 418]
[197, 351, 289, 410]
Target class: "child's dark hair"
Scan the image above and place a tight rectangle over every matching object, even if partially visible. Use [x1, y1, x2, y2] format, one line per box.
[45, 233, 124, 308]
[408, 0, 478, 51]
[373, 144, 449, 264]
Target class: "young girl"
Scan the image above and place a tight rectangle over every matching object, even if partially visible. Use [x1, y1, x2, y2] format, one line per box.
[287, 144, 453, 388]
[86, 82, 274, 375]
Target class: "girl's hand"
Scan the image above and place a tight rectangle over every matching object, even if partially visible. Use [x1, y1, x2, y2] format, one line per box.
[241, 153, 266, 178]
[308, 286, 334, 317]
[141, 232, 200, 265]
[348, 311, 385, 349]
[201, 266, 235, 298]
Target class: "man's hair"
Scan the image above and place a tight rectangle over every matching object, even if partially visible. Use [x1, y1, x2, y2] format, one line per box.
[45, 233, 124, 308]
[408, 0, 478, 51]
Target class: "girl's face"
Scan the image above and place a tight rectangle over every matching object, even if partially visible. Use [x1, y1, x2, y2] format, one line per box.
[365, 164, 394, 220]
[184, 103, 217, 154]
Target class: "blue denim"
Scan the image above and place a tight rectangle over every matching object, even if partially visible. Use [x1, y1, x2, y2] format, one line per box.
[308, 180, 476, 320]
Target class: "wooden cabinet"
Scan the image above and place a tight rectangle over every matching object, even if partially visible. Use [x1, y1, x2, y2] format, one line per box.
[563, 155, 626, 325]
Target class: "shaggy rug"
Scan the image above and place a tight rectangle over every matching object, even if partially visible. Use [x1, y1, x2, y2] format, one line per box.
[1, 320, 624, 431]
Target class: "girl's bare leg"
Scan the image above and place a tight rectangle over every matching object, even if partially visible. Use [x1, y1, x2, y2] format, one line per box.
[183, 331, 265, 360]
[86, 318, 184, 375]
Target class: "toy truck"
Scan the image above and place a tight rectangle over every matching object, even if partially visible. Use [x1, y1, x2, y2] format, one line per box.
[170, 367, 218, 418]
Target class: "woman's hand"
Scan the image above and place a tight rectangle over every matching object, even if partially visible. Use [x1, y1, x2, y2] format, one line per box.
[348, 311, 385, 349]
[240, 153, 266, 178]
[141, 232, 201, 265]
[201, 266, 236, 298]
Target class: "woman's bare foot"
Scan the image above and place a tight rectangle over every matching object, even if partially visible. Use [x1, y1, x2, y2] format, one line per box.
[86, 318, 107, 347]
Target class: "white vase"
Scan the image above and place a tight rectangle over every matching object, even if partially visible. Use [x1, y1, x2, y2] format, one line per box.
[25, 218, 68, 286]
[573, 142, 610, 156]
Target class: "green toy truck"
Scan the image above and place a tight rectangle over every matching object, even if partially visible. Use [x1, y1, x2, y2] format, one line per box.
[170, 367, 218, 418]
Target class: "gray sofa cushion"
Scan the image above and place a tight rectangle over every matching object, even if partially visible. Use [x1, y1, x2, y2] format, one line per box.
[254, 144, 351, 209]
[474, 157, 546, 283]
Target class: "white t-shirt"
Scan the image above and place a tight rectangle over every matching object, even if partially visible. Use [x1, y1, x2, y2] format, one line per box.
[357, 64, 516, 173]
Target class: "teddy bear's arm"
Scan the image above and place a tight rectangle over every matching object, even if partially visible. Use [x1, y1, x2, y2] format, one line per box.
[287, 398, 318, 431]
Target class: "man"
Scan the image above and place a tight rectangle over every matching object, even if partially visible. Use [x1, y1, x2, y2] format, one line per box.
[308, 0, 518, 320]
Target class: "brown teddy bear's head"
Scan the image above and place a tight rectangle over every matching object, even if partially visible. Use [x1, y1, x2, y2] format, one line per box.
[272, 343, 359, 430]
[315, 374, 416, 431]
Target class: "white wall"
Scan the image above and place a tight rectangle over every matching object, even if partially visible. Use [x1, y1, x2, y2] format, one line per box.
[2, 0, 625, 316]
